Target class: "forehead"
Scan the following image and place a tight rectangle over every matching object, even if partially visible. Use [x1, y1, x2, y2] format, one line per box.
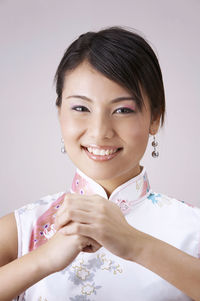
[63, 61, 128, 94]
[62, 61, 150, 111]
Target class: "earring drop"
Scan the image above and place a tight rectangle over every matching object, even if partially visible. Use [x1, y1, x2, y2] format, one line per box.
[61, 138, 66, 153]
[152, 135, 159, 158]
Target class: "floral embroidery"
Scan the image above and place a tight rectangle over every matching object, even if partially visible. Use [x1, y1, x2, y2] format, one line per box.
[77, 268, 90, 280]
[72, 258, 84, 269]
[18, 199, 50, 215]
[148, 193, 171, 207]
[29, 192, 67, 251]
[115, 199, 131, 215]
[71, 173, 95, 195]
[136, 179, 143, 191]
[141, 173, 150, 196]
[98, 253, 123, 275]
[81, 283, 95, 295]
[98, 253, 112, 270]
[113, 264, 123, 275]
[43, 223, 56, 240]
[65, 252, 123, 300]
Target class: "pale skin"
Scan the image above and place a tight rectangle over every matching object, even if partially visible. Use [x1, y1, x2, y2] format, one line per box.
[0, 60, 200, 300]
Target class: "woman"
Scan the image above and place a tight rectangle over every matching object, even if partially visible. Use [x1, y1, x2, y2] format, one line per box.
[0, 26, 200, 301]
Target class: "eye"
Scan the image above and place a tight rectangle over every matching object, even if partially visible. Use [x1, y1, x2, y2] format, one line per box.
[71, 106, 89, 112]
[114, 107, 134, 114]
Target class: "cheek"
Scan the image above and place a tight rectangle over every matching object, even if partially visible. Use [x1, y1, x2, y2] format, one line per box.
[121, 120, 150, 147]
[61, 115, 84, 137]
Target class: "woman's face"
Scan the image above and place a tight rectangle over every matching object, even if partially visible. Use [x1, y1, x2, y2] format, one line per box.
[58, 60, 159, 196]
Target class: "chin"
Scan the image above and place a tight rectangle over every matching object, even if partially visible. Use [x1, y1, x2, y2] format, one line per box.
[81, 165, 121, 181]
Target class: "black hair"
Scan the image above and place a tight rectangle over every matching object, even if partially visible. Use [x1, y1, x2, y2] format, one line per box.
[54, 26, 165, 126]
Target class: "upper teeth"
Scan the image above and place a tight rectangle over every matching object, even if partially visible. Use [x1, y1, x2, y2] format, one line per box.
[87, 147, 118, 156]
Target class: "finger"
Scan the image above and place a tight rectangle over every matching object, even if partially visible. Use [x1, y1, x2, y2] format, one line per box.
[56, 208, 96, 230]
[59, 222, 96, 241]
[55, 208, 65, 230]
[65, 209, 95, 224]
[54, 201, 67, 229]
[55, 209, 72, 230]
[55, 194, 89, 229]
[64, 193, 99, 211]
[63, 195, 94, 213]
[55, 195, 99, 230]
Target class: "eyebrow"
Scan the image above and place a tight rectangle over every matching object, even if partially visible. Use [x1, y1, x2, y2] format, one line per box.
[65, 95, 136, 104]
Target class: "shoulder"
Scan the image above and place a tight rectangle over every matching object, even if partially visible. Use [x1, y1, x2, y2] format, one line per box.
[144, 192, 200, 258]
[15, 191, 66, 218]
[14, 190, 66, 236]
[147, 191, 200, 218]
[0, 212, 18, 266]
[14, 190, 67, 255]
[0, 191, 67, 265]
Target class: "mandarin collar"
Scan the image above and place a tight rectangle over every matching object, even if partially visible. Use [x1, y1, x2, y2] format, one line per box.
[70, 166, 152, 215]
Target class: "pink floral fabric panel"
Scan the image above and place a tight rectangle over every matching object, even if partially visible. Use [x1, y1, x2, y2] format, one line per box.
[71, 172, 96, 195]
[29, 192, 66, 251]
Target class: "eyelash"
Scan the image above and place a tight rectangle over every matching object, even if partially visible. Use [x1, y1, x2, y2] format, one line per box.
[71, 106, 135, 114]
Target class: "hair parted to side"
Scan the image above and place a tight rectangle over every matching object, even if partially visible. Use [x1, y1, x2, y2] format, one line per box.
[54, 26, 165, 127]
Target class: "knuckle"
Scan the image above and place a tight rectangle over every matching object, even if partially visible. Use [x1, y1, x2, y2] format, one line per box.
[56, 215, 61, 226]
[64, 193, 71, 201]
[97, 214, 105, 224]
[97, 227, 105, 240]
[73, 234, 81, 244]
[64, 194, 71, 206]
[74, 234, 79, 240]
[64, 199, 69, 208]
[75, 223, 81, 233]
[55, 215, 61, 227]
[67, 209, 73, 219]
[96, 195, 104, 204]
[100, 203, 106, 214]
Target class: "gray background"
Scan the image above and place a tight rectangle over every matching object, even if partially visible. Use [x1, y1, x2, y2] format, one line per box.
[0, 0, 199, 217]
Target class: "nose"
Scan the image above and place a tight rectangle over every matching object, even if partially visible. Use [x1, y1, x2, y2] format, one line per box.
[88, 112, 115, 140]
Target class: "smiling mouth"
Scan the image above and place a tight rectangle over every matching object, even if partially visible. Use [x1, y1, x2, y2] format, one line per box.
[81, 145, 123, 153]
[81, 146, 123, 161]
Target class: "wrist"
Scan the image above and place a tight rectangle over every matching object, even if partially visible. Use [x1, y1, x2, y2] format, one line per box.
[32, 243, 55, 276]
[127, 227, 153, 264]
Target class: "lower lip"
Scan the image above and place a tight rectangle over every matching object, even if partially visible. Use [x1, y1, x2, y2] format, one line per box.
[82, 147, 122, 161]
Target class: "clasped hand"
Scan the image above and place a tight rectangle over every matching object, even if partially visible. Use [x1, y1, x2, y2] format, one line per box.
[55, 193, 136, 260]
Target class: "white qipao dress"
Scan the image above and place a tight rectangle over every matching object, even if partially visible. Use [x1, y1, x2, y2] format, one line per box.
[14, 166, 200, 301]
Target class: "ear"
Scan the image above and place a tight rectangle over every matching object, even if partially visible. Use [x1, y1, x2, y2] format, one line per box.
[149, 113, 161, 135]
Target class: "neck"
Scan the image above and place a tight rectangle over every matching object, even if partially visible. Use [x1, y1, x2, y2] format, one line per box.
[94, 165, 142, 198]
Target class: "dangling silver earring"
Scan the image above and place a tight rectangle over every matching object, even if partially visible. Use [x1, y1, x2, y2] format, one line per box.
[61, 138, 66, 153]
[152, 135, 159, 158]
